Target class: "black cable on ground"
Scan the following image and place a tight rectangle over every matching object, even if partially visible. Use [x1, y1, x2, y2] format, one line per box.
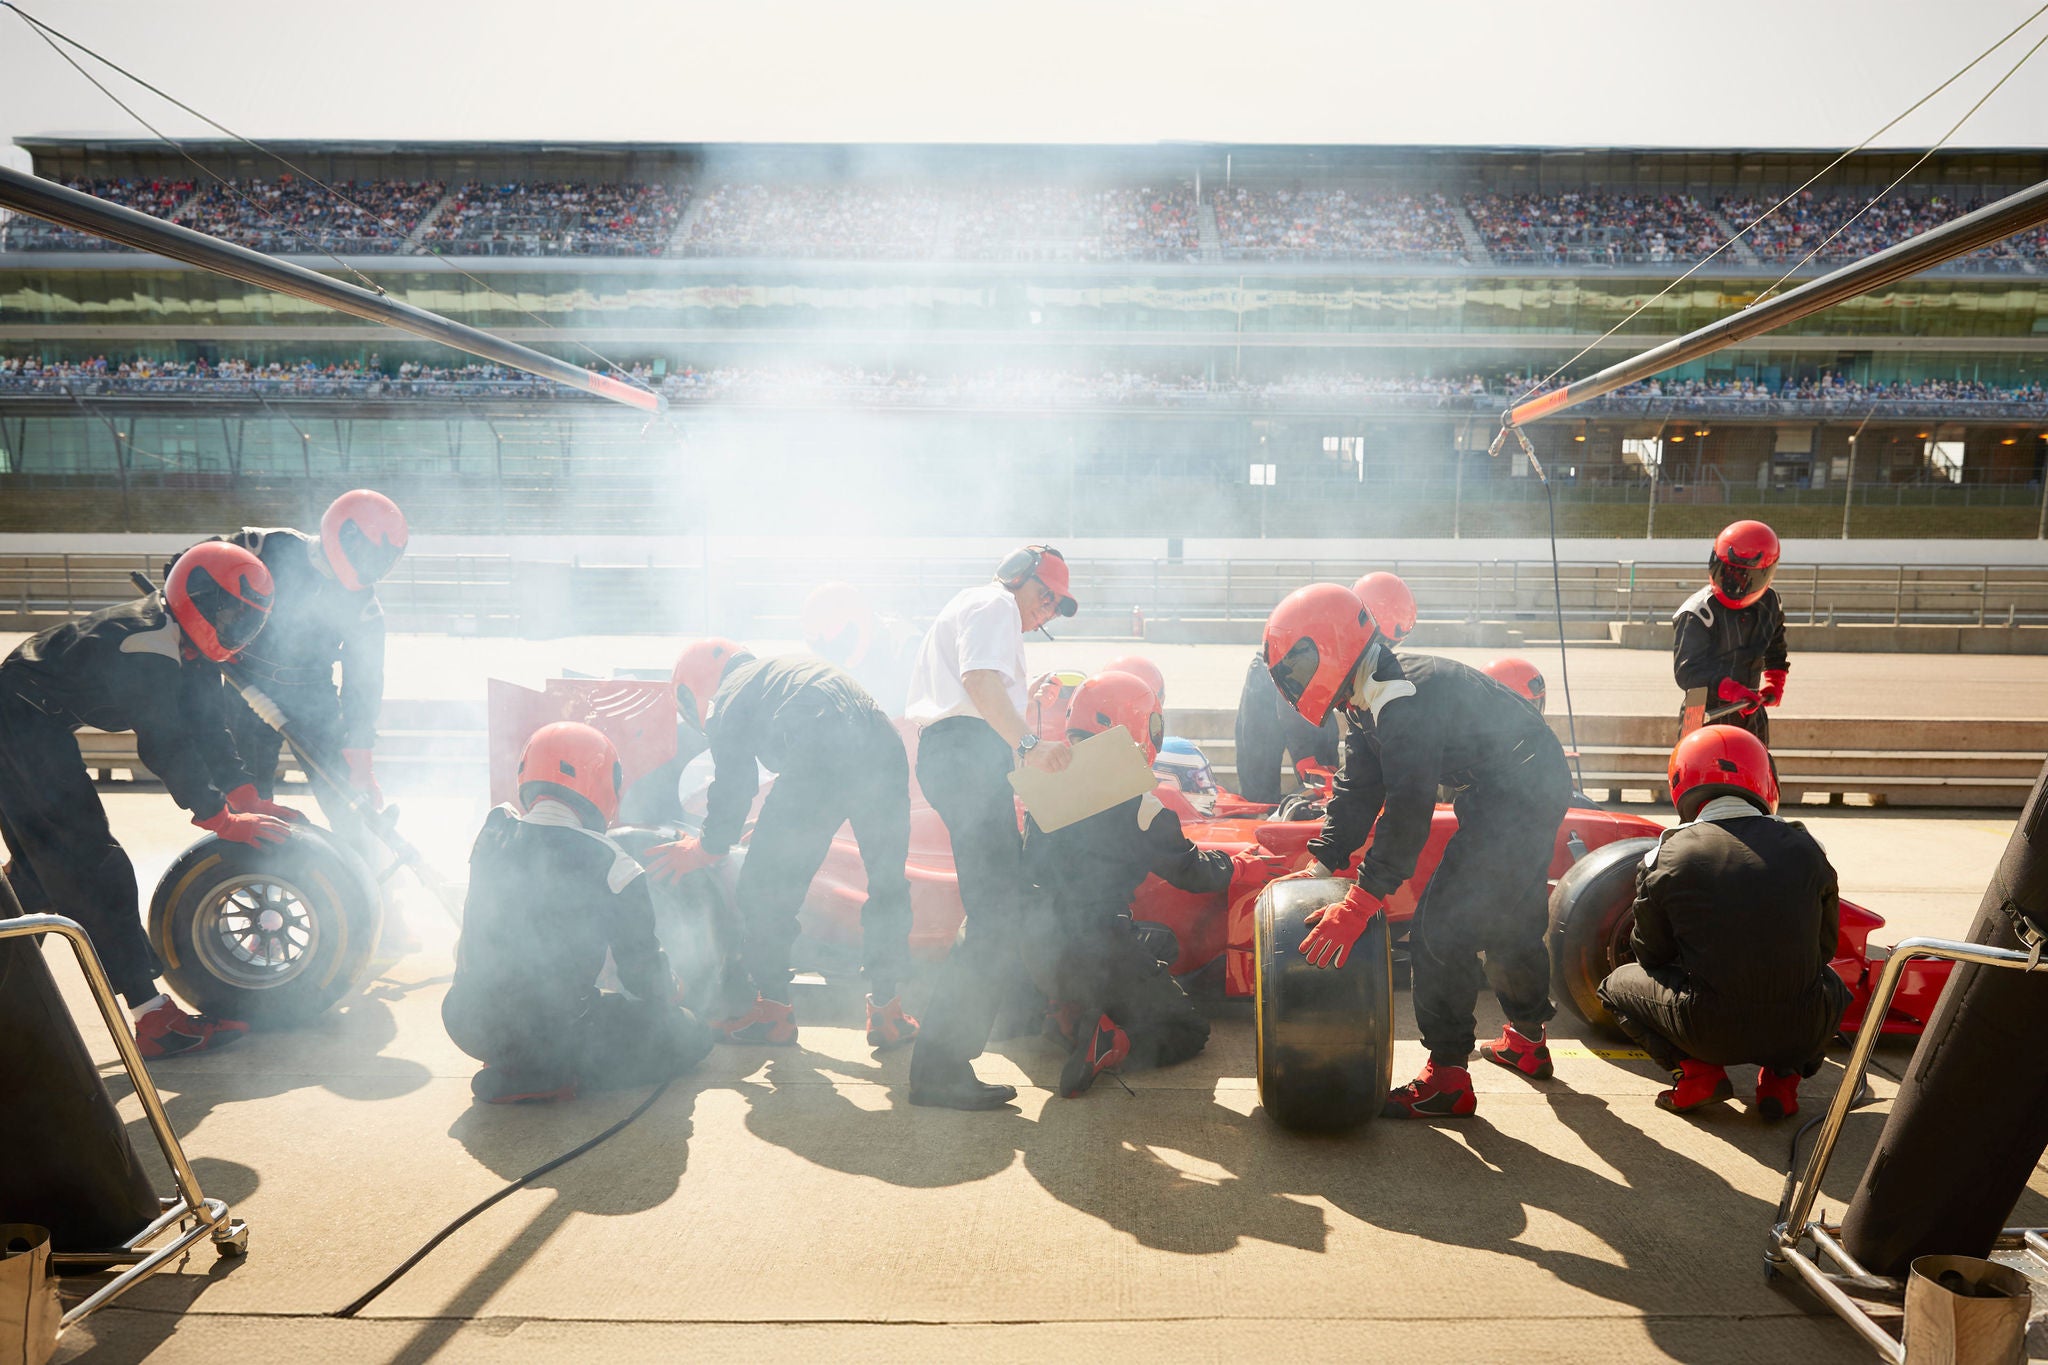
[331, 1080, 672, 1319]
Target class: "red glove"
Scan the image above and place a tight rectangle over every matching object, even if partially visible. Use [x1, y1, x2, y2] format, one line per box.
[341, 748, 384, 811]
[644, 835, 723, 885]
[1761, 668, 1788, 709]
[1299, 885, 1384, 969]
[224, 783, 305, 824]
[194, 806, 291, 847]
[1716, 677, 1764, 716]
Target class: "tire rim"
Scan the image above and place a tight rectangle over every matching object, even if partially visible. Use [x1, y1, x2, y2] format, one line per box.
[192, 873, 322, 990]
[1602, 905, 1638, 973]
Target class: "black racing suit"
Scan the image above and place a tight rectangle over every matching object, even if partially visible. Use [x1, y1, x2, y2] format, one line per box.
[0, 597, 254, 1005]
[1308, 652, 1571, 1066]
[442, 803, 714, 1091]
[700, 657, 913, 1006]
[174, 528, 386, 817]
[1233, 651, 1342, 804]
[1671, 585, 1788, 746]
[1023, 794, 1231, 1069]
[1598, 811, 1851, 1077]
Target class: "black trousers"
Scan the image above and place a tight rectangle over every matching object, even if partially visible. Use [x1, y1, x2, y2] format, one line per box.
[0, 692, 160, 1006]
[442, 983, 716, 1092]
[1026, 902, 1209, 1070]
[908, 716, 1030, 1072]
[1598, 963, 1849, 1077]
[733, 710, 913, 1003]
[1409, 739, 1571, 1066]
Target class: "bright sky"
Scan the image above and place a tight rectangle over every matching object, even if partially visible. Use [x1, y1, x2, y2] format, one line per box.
[2, 0, 2047, 164]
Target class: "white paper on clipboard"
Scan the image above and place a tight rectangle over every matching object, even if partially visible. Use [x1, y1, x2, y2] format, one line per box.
[1008, 728, 1159, 833]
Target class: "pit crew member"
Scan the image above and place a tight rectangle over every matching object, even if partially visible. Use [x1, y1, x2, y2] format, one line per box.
[1673, 520, 1787, 745]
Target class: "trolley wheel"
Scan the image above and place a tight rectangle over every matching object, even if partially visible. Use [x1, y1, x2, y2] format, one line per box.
[213, 1219, 250, 1258]
[1254, 877, 1394, 1133]
[1546, 835, 1658, 1037]
[149, 828, 381, 1027]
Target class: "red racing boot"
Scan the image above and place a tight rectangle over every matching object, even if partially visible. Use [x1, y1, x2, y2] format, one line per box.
[134, 999, 248, 1060]
[1657, 1059, 1733, 1114]
[712, 994, 797, 1045]
[865, 994, 919, 1051]
[1479, 1023, 1554, 1080]
[1059, 1014, 1130, 1098]
[1754, 1068, 1802, 1120]
[1383, 1060, 1477, 1119]
[472, 1068, 578, 1105]
[1042, 1000, 1082, 1049]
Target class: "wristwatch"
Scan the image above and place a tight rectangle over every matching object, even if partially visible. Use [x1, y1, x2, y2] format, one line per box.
[1016, 733, 1040, 760]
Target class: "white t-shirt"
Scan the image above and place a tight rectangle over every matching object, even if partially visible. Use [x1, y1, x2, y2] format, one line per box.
[904, 581, 1029, 725]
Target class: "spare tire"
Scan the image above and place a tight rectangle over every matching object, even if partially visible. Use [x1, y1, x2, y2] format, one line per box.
[1254, 876, 1394, 1133]
[1547, 835, 1657, 1036]
[150, 827, 382, 1027]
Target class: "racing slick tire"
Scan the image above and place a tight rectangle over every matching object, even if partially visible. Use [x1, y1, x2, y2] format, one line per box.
[1254, 876, 1393, 1133]
[1547, 835, 1657, 1037]
[149, 827, 383, 1027]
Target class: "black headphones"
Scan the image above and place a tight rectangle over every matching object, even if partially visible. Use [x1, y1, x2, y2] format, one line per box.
[995, 544, 1062, 591]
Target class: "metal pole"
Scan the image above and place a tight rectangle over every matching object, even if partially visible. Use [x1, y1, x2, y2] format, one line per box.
[0, 167, 663, 415]
[1507, 178, 2048, 429]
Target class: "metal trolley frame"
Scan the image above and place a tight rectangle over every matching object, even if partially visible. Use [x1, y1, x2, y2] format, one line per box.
[0, 913, 249, 1329]
[1768, 932, 2048, 1362]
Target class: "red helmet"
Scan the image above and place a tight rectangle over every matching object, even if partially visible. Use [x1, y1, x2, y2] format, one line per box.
[1668, 724, 1778, 821]
[1065, 671, 1164, 764]
[1482, 657, 1547, 714]
[1352, 572, 1418, 644]
[672, 637, 749, 727]
[1027, 669, 1088, 741]
[1101, 655, 1165, 708]
[1709, 520, 1780, 609]
[801, 581, 872, 667]
[517, 721, 623, 829]
[167, 542, 274, 663]
[1263, 583, 1375, 727]
[320, 489, 409, 592]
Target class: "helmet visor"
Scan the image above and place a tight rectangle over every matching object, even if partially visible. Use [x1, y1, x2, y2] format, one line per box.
[1147, 711, 1165, 753]
[1268, 637, 1322, 710]
[212, 595, 267, 652]
[338, 520, 405, 586]
[1710, 556, 1776, 606]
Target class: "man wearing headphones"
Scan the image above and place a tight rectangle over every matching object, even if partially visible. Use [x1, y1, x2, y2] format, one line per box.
[905, 544, 1078, 1110]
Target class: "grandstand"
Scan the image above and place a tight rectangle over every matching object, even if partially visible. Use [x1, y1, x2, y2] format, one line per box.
[2, 139, 2045, 540]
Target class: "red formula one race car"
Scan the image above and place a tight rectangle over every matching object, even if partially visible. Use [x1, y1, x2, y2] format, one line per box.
[487, 675, 1953, 1131]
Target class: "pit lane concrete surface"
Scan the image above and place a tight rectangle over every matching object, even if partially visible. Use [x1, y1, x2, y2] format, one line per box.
[22, 635, 2048, 1363]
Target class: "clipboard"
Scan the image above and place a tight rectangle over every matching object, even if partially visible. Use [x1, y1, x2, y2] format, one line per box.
[1008, 728, 1159, 833]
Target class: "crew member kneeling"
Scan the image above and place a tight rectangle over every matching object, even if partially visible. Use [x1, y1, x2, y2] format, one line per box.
[1597, 725, 1850, 1119]
[444, 723, 715, 1104]
[1266, 574, 1571, 1120]
[1025, 672, 1233, 1097]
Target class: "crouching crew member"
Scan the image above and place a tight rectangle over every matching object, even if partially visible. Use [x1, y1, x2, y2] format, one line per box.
[643, 639, 920, 1051]
[0, 544, 291, 1058]
[1026, 672, 1230, 1097]
[1674, 520, 1787, 744]
[187, 489, 407, 820]
[1598, 725, 1850, 1119]
[905, 545, 1078, 1110]
[1267, 573, 1571, 1120]
[444, 723, 715, 1104]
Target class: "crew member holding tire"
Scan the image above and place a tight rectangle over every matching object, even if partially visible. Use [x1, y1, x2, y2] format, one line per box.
[1597, 725, 1850, 1119]
[181, 489, 408, 821]
[444, 722, 715, 1104]
[1024, 671, 1238, 1097]
[904, 544, 1078, 1110]
[643, 639, 920, 1051]
[1266, 573, 1571, 1120]
[1673, 520, 1787, 745]
[0, 543, 292, 1058]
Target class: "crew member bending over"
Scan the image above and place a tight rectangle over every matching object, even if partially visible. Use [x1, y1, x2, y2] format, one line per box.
[1267, 573, 1571, 1120]
[1673, 519, 1787, 745]
[1598, 725, 1850, 1119]
[1025, 672, 1235, 1097]
[0, 544, 291, 1058]
[642, 639, 919, 1051]
[444, 723, 715, 1104]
